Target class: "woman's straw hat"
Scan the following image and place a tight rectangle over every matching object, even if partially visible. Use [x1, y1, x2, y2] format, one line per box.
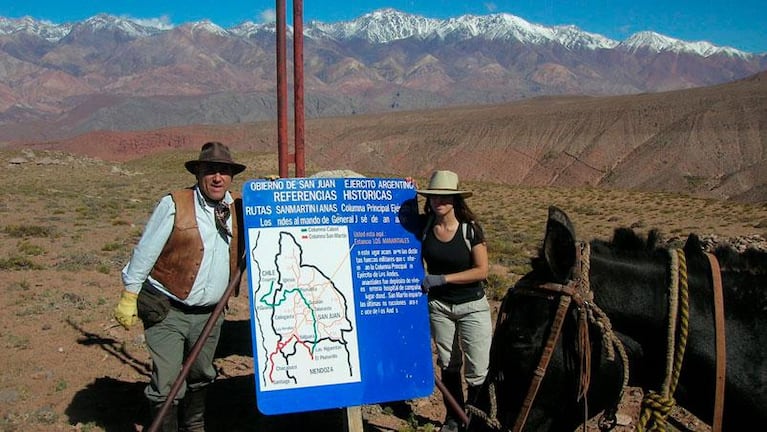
[416, 170, 472, 197]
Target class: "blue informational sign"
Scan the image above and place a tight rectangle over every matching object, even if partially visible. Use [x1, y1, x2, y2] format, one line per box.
[241, 177, 433, 415]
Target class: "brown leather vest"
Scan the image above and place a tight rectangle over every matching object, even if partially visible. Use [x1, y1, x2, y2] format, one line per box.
[150, 188, 244, 300]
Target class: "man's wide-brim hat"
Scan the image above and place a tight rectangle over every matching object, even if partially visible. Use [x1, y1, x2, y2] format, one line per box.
[185, 141, 246, 175]
[416, 170, 472, 198]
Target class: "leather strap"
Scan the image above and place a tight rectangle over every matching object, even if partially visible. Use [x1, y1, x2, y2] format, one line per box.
[512, 292, 572, 432]
[705, 253, 726, 432]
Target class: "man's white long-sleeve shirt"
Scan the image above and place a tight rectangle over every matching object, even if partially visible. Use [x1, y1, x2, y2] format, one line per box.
[121, 186, 233, 307]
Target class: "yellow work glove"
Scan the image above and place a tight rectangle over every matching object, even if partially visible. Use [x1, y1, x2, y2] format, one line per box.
[114, 290, 139, 329]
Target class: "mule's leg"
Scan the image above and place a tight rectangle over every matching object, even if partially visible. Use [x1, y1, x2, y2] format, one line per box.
[466, 385, 482, 407]
[441, 368, 465, 432]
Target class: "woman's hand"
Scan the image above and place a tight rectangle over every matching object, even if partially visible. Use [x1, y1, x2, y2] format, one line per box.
[421, 274, 446, 293]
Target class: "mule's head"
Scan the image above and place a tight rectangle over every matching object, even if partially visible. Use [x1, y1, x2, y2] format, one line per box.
[477, 285, 566, 431]
[472, 206, 629, 432]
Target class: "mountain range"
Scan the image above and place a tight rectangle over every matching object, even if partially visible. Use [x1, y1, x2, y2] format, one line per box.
[11, 70, 767, 204]
[1, 9, 765, 144]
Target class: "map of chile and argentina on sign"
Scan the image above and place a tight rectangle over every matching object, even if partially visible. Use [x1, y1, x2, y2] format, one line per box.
[241, 177, 433, 415]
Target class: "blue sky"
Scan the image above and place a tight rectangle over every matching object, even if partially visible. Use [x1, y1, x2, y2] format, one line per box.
[1, 1, 764, 53]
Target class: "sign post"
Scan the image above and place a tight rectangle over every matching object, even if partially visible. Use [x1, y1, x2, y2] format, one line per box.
[242, 177, 433, 415]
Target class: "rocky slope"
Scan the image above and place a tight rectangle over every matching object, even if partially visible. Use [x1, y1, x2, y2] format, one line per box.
[10, 71, 766, 203]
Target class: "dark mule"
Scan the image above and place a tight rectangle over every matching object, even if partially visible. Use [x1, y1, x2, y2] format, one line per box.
[467, 206, 767, 431]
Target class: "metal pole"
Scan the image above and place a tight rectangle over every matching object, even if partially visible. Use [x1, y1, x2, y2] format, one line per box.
[276, 0, 289, 177]
[146, 264, 245, 432]
[292, 0, 306, 177]
[435, 377, 470, 426]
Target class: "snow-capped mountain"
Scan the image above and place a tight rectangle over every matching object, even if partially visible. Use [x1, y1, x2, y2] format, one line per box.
[0, 16, 72, 41]
[0, 9, 755, 55]
[307, 9, 620, 50]
[305, 8, 441, 43]
[74, 14, 164, 38]
[0, 8, 764, 143]
[621, 31, 748, 58]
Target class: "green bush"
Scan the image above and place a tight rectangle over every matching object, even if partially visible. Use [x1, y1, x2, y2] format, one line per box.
[18, 241, 45, 256]
[3, 224, 55, 238]
[101, 241, 123, 251]
[55, 253, 103, 271]
[0, 255, 44, 270]
[485, 273, 516, 301]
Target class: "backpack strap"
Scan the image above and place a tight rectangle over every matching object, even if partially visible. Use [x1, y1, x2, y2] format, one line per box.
[423, 216, 474, 252]
[461, 222, 472, 251]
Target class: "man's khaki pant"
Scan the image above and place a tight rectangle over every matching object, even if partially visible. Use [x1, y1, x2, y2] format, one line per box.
[144, 307, 224, 403]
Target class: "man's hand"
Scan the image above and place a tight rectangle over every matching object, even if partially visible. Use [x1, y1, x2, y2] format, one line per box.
[421, 274, 446, 293]
[114, 291, 139, 329]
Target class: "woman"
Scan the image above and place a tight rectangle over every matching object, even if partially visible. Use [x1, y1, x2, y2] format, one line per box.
[417, 170, 492, 432]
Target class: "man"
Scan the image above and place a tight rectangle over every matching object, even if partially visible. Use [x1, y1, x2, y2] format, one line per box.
[114, 141, 247, 431]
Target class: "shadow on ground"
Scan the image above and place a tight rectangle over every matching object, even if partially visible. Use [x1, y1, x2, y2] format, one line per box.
[66, 375, 348, 431]
[65, 318, 352, 431]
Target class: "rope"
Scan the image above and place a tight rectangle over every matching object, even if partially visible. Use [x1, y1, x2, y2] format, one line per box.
[576, 243, 592, 401]
[662, 249, 680, 394]
[575, 242, 630, 432]
[587, 301, 630, 390]
[585, 277, 631, 431]
[636, 250, 690, 432]
[465, 382, 503, 430]
[672, 251, 690, 399]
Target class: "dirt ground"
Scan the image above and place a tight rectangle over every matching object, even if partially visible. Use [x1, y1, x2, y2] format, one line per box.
[0, 150, 738, 432]
[0, 267, 710, 432]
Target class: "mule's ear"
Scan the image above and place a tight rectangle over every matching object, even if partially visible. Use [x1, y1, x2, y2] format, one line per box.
[544, 206, 577, 283]
[683, 233, 704, 256]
